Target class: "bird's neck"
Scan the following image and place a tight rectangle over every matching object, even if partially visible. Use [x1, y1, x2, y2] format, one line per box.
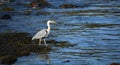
[47, 22, 50, 33]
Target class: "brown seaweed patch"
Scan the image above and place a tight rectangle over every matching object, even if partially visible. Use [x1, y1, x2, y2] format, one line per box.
[1, 7, 14, 12]
[0, 55, 17, 64]
[0, 32, 51, 64]
[0, 32, 31, 44]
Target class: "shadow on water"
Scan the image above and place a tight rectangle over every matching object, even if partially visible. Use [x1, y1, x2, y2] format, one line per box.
[38, 53, 50, 65]
[13, 52, 51, 65]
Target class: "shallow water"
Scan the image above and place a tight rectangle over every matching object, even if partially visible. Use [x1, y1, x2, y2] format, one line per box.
[0, 0, 120, 65]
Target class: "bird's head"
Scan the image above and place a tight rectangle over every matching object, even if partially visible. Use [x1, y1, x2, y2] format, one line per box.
[48, 20, 56, 24]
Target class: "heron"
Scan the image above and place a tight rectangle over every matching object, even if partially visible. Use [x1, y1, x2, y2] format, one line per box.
[32, 20, 56, 46]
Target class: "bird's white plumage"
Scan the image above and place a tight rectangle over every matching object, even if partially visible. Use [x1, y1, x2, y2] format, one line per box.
[32, 29, 47, 40]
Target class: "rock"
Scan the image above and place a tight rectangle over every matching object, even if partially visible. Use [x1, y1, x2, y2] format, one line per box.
[110, 63, 120, 65]
[23, 10, 32, 15]
[0, 32, 52, 64]
[37, 0, 51, 8]
[59, 4, 79, 8]
[1, 14, 12, 19]
[1, 7, 14, 12]
[30, 1, 38, 8]
[56, 41, 75, 48]
[35, 11, 50, 15]
[30, 0, 51, 8]
[63, 60, 70, 63]
[0, 55, 17, 64]
[19, 50, 30, 56]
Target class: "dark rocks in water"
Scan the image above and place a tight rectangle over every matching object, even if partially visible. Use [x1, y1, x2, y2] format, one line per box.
[1, 14, 12, 19]
[0, 55, 17, 64]
[19, 50, 30, 56]
[110, 63, 120, 65]
[55, 41, 75, 48]
[37, 0, 51, 8]
[1, 7, 14, 12]
[35, 11, 50, 15]
[0, 32, 51, 64]
[22, 10, 32, 15]
[30, 1, 38, 8]
[85, 23, 120, 28]
[59, 4, 80, 8]
[47, 40, 76, 48]
[30, 0, 52, 8]
[17, 10, 32, 15]
[63, 60, 70, 63]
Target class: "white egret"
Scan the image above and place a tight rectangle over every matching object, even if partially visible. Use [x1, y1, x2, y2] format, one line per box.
[32, 20, 56, 46]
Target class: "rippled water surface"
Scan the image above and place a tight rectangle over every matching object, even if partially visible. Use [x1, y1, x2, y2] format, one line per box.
[0, 0, 120, 65]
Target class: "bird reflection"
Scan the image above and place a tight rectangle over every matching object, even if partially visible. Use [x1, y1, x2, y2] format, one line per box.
[37, 53, 50, 65]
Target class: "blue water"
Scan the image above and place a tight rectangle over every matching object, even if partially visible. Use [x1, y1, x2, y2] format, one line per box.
[0, 0, 120, 65]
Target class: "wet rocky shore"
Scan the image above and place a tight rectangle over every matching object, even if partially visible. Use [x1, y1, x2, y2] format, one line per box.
[0, 32, 73, 64]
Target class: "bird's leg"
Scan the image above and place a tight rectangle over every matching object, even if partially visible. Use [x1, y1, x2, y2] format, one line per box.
[39, 39, 41, 46]
[44, 39, 47, 46]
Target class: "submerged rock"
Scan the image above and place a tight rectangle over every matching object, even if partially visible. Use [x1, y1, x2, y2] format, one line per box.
[1, 7, 14, 12]
[110, 63, 120, 65]
[59, 4, 80, 8]
[37, 0, 52, 8]
[30, 0, 52, 8]
[63, 60, 70, 63]
[30, 1, 38, 8]
[35, 11, 50, 15]
[23, 10, 32, 15]
[84, 23, 120, 28]
[1, 14, 12, 19]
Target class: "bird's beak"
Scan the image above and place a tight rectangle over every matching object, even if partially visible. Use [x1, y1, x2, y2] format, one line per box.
[52, 21, 57, 24]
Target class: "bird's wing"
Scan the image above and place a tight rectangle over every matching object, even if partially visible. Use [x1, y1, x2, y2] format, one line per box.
[32, 29, 47, 40]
